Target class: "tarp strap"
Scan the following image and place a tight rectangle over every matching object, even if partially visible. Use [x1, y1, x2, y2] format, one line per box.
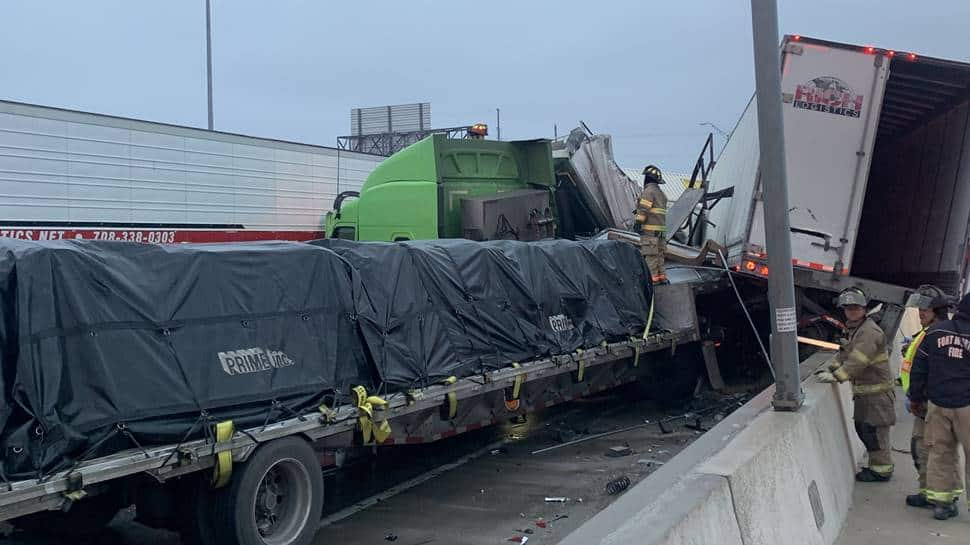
[575, 350, 586, 382]
[156, 411, 209, 471]
[442, 376, 458, 420]
[633, 292, 656, 368]
[352, 385, 391, 443]
[42, 422, 141, 484]
[318, 405, 337, 423]
[62, 471, 85, 501]
[116, 423, 150, 459]
[509, 363, 523, 400]
[212, 420, 235, 489]
[406, 389, 424, 405]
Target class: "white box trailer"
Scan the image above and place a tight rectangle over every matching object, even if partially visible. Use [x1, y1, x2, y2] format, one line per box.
[0, 100, 384, 243]
[706, 35, 970, 333]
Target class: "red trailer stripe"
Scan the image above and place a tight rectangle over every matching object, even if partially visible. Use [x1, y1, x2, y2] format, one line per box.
[0, 227, 324, 244]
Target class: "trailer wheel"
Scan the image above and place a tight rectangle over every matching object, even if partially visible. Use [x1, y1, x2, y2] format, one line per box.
[211, 437, 323, 545]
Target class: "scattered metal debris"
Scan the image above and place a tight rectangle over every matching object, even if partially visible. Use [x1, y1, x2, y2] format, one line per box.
[384, 533, 398, 542]
[544, 496, 568, 502]
[531, 421, 652, 455]
[657, 396, 746, 434]
[606, 476, 632, 495]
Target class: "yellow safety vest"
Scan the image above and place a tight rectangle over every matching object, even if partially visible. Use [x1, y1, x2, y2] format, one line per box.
[900, 328, 927, 394]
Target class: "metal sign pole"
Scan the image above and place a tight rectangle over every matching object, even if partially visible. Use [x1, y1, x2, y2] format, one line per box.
[205, 0, 214, 130]
[749, 0, 803, 411]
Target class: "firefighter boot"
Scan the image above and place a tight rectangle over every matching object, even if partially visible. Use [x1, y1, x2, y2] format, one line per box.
[933, 502, 958, 521]
[905, 493, 931, 508]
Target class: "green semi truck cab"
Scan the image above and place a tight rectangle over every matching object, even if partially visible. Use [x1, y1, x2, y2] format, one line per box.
[325, 134, 558, 242]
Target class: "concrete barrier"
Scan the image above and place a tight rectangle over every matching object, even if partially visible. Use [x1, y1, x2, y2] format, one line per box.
[559, 352, 864, 545]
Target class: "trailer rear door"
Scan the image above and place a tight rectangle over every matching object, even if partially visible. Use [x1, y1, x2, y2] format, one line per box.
[746, 41, 888, 273]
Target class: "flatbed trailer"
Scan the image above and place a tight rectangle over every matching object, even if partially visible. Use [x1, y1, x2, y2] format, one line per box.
[0, 274, 711, 545]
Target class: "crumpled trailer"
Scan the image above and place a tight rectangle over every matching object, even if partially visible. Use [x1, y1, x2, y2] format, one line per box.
[0, 238, 711, 545]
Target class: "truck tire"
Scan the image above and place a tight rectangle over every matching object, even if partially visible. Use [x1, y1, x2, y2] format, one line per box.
[210, 437, 323, 545]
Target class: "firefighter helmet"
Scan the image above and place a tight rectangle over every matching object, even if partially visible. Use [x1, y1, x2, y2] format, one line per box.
[837, 287, 868, 308]
[906, 284, 949, 310]
[642, 165, 664, 184]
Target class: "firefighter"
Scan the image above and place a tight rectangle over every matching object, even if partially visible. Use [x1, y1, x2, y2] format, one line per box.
[909, 291, 970, 521]
[634, 165, 668, 284]
[899, 285, 953, 508]
[817, 287, 895, 482]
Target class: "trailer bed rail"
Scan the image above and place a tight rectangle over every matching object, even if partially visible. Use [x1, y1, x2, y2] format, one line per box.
[0, 329, 697, 522]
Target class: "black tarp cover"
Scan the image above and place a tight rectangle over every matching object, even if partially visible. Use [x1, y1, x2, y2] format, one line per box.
[313, 239, 651, 388]
[0, 238, 650, 478]
[0, 240, 369, 478]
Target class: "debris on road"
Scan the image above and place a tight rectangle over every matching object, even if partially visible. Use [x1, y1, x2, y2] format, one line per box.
[605, 445, 633, 457]
[606, 476, 632, 495]
[531, 421, 652, 455]
[544, 497, 568, 502]
[384, 534, 399, 542]
[637, 458, 666, 466]
[508, 536, 529, 544]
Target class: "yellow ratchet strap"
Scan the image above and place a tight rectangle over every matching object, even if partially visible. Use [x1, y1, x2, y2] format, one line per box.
[352, 385, 391, 443]
[212, 420, 235, 489]
[442, 376, 458, 420]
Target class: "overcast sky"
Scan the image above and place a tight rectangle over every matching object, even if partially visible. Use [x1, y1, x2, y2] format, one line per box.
[2, 1, 968, 171]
